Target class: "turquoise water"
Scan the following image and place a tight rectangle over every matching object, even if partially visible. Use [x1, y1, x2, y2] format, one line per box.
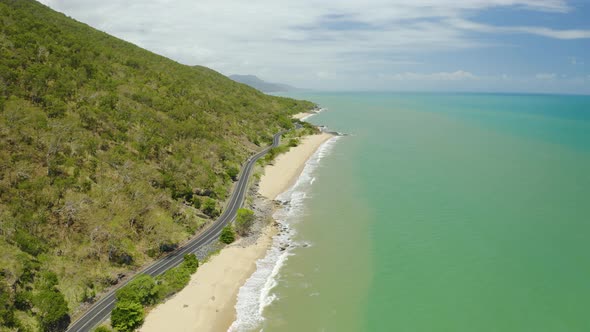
[261, 93, 590, 331]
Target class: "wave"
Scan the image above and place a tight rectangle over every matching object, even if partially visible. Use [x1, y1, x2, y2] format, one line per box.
[228, 136, 340, 332]
[300, 107, 326, 121]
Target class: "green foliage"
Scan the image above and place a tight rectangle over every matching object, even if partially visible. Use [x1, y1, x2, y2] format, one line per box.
[202, 198, 219, 218]
[226, 166, 240, 181]
[220, 225, 236, 244]
[264, 146, 289, 164]
[34, 289, 70, 332]
[0, 0, 315, 321]
[182, 254, 199, 273]
[93, 326, 113, 332]
[14, 230, 46, 256]
[288, 138, 300, 147]
[0, 282, 16, 328]
[156, 253, 198, 299]
[235, 208, 255, 236]
[191, 196, 201, 209]
[34, 271, 59, 290]
[155, 268, 190, 301]
[109, 254, 200, 323]
[110, 301, 144, 332]
[115, 275, 158, 306]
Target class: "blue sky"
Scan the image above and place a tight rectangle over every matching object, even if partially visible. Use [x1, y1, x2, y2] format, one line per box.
[40, 0, 590, 94]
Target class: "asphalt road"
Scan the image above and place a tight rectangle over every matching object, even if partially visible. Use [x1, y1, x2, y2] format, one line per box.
[66, 130, 285, 332]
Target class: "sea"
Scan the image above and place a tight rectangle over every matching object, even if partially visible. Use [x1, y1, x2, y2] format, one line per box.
[229, 92, 590, 332]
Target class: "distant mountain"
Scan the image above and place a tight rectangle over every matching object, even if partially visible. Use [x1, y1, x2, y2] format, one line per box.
[229, 74, 297, 92]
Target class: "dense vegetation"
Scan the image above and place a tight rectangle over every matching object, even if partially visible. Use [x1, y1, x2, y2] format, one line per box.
[109, 254, 198, 332]
[234, 208, 255, 236]
[219, 226, 235, 244]
[0, 0, 314, 330]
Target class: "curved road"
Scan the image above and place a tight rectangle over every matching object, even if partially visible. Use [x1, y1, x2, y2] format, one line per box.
[66, 130, 285, 332]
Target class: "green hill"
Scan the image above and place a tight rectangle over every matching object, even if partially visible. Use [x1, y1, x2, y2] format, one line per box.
[0, 0, 314, 330]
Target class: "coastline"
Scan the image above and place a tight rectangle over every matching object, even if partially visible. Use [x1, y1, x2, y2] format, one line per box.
[259, 133, 334, 200]
[139, 132, 335, 332]
[292, 108, 323, 121]
[292, 111, 313, 120]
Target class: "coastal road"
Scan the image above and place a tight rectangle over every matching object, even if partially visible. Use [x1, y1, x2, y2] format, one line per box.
[66, 130, 285, 332]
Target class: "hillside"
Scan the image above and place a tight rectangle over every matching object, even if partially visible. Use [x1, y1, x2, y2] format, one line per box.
[229, 74, 296, 93]
[0, 0, 314, 330]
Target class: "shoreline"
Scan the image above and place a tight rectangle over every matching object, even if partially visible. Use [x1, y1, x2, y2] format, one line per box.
[259, 133, 335, 200]
[292, 107, 323, 121]
[139, 132, 335, 332]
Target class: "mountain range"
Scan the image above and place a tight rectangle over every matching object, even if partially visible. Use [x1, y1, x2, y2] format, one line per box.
[229, 74, 298, 93]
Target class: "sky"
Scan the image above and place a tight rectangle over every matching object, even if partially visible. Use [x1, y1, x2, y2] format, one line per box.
[39, 0, 590, 94]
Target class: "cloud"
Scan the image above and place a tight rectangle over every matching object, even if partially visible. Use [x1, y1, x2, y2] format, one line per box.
[381, 70, 478, 81]
[36, 0, 587, 92]
[536, 73, 557, 80]
[448, 19, 590, 40]
[568, 56, 584, 65]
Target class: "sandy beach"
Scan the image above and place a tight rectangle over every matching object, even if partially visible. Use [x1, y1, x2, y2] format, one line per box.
[139, 131, 334, 332]
[259, 133, 334, 200]
[292, 111, 313, 120]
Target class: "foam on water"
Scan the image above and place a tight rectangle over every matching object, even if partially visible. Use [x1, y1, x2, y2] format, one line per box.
[228, 136, 340, 332]
[300, 108, 326, 121]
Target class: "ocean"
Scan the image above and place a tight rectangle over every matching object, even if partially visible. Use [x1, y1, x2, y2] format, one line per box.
[232, 92, 590, 331]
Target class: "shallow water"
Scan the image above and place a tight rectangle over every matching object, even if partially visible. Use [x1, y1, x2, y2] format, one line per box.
[234, 92, 590, 332]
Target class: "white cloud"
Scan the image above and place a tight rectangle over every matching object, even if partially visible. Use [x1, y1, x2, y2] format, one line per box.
[568, 56, 584, 65]
[536, 73, 557, 80]
[448, 19, 590, 40]
[37, 0, 587, 91]
[381, 70, 478, 81]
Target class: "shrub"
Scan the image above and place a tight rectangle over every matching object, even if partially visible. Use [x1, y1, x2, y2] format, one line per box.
[226, 166, 239, 181]
[155, 254, 198, 300]
[220, 225, 235, 244]
[14, 230, 46, 256]
[35, 271, 59, 290]
[0, 282, 15, 328]
[288, 138, 300, 147]
[94, 326, 113, 332]
[34, 289, 70, 332]
[182, 254, 199, 273]
[191, 196, 201, 209]
[235, 208, 255, 236]
[202, 198, 219, 218]
[155, 268, 190, 301]
[111, 301, 143, 332]
[14, 290, 33, 310]
[115, 275, 158, 306]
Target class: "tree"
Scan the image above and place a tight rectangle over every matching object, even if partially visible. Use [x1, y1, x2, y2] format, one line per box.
[235, 208, 255, 236]
[155, 254, 199, 300]
[202, 198, 219, 218]
[115, 275, 158, 306]
[220, 225, 235, 244]
[110, 301, 144, 332]
[226, 166, 239, 181]
[34, 289, 71, 332]
[182, 254, 199, 273]
[0, 282, 15, 328]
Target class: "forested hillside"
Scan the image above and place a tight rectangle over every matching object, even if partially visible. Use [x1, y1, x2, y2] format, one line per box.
[0, 0, 314, 330]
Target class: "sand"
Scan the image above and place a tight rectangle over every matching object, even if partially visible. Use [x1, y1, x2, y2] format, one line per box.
[138, 227, 275, 332]
[139, 132, 334, 332]
[258, 133, 334, 200]
[292, 112, 313, 120]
